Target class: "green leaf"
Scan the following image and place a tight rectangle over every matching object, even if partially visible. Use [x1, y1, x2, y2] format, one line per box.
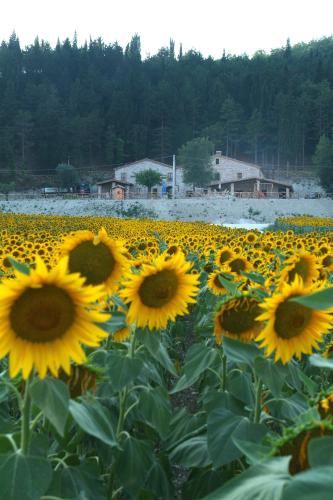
[254, 357, 288, 398]
[207, 408, 250, 467]
[169, 435, 212, 468]
[267, 394, 308, 422]
[146, 457, 174, 500]
[0, 452, 52, 500]
[203, 390, 246, 416]
[203, 457, 290, 500]
[137, 387, 171, 439]
[170, 344, 217, 393]
[228, 371, 254, 406]
[281, 466, 333, 500]
[7, 258, 30, 275]
[183, 468, 229, 500]
[290, 287, 333, 310]
[113, 436, 155, 494]
[69, 399, 117, 447]
[167, 409, 207, 450]
[109, 294, 128, 310]
[106, 351, 143, 391]
[29, 377, 69, 436]
[241, 272, 266, 285]
[308, 437, 333, 467]
[0, 414, 17, 434]
[223, 336, 263, 366]
[140, 330, 177, 376]
[309, 354, 333, 370]
[102, 311, 127, 334]
[231, 438, 271, 464]
[218, 275, 239, 295]
[48, 462, 105, 500]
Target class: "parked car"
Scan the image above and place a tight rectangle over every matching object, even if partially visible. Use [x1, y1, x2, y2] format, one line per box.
[76, 183, 91, 195]
[40, 187, 58, 195]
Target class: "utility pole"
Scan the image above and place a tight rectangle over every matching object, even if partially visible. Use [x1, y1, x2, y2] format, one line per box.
[172, 154, 176, 199]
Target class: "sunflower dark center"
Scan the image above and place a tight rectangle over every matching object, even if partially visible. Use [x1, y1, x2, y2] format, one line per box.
[10, 285, 75, 343]
[68, 240, 115, 285]
[229, 258, 246, 274]
[139, 270, 178, 308]
[219, 250, 232, 264]
[213, 275, 224, 288]
[274, 300, 312, 339]
[220, 298, 261, 334]
[323, 255, 333, 267]
[287, 258, 310, 283]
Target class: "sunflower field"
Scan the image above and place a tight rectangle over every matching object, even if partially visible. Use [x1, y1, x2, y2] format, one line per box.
[1, 213, 333, 500]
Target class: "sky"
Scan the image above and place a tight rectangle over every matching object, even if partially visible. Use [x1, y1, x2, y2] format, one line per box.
[1, 0, 333, 59]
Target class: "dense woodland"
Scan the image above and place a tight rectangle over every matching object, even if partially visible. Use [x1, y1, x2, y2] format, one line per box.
[1, 33, 333, 178]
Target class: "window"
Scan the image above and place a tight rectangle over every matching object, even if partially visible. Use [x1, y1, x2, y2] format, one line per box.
[237, 172, 242, 180]
[167, 172, 172, 181]
[214, 172, 220, 181]
[121, 172, 127, 181]
[215, 158, 220, 165]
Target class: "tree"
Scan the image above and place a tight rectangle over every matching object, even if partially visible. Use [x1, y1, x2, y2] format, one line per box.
[313, 135, 333, 193]
[56, 163, 79, 189]
[220, 97, 243, 157]
[0, 181, 15, 201]
[178, 137, 214, 187]
[135, 169, 162, 196]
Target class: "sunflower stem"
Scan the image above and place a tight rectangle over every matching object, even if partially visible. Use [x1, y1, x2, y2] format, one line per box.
[20, 374, 33, 455]
[254, 378, 263, 424]
[129, 326, 137, 358]
[221, 353, 227, 391]
[109, 327, 138, 497]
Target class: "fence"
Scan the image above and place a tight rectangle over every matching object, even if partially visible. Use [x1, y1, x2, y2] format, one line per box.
[0, 191, 332, 201]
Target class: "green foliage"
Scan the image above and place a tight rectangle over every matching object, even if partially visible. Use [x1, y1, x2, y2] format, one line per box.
[1, 226, 333, 498]
[178, 137, 214, 187]
[29, 378, 69, 436]
[111, 201, 158, 219]
[0, 453, 53, 500]
[0, 182, 15, 200]
[55, 163, 79, 189]
[135, 169, 162, 193]
[1, 34, 333, 171]
[313, 134, 333, 193]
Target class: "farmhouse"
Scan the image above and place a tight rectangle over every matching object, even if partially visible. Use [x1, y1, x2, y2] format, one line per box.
[97, 158, 189, 198]
[209, 151, 293, 198]
[97, 153, 292, 198]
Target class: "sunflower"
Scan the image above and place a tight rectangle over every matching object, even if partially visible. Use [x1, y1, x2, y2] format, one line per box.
[61, 227, 127, 293]
[225, 254, 252, 277]
[279, 250, 319, 289]
[321, 253, 333, 272]
[119, 253, 199, 330]
[256, 276, 333, 364]
[215, 246, 235, 267]
[214, 294, 263, 344]
[59, 364, 98, 398]
[0, 258, 108, 379]
[274, 421, 333, 475]
[318, 393, 333, 419]
[207, 271, 230, 296]
[245, 231, 258, 244]
[113, 326, 131, 342]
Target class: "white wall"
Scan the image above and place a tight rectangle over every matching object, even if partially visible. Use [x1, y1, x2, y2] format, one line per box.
[212, 152, 264, 182]
[114, 160, 190, 195]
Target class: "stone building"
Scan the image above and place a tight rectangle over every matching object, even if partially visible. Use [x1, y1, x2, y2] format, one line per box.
[113, 158, 189, 197]
[209, 151, 293, 198]
[96, 153, 292, 199]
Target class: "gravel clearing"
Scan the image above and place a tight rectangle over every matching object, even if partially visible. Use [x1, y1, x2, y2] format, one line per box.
[0, 196, 332, 224]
